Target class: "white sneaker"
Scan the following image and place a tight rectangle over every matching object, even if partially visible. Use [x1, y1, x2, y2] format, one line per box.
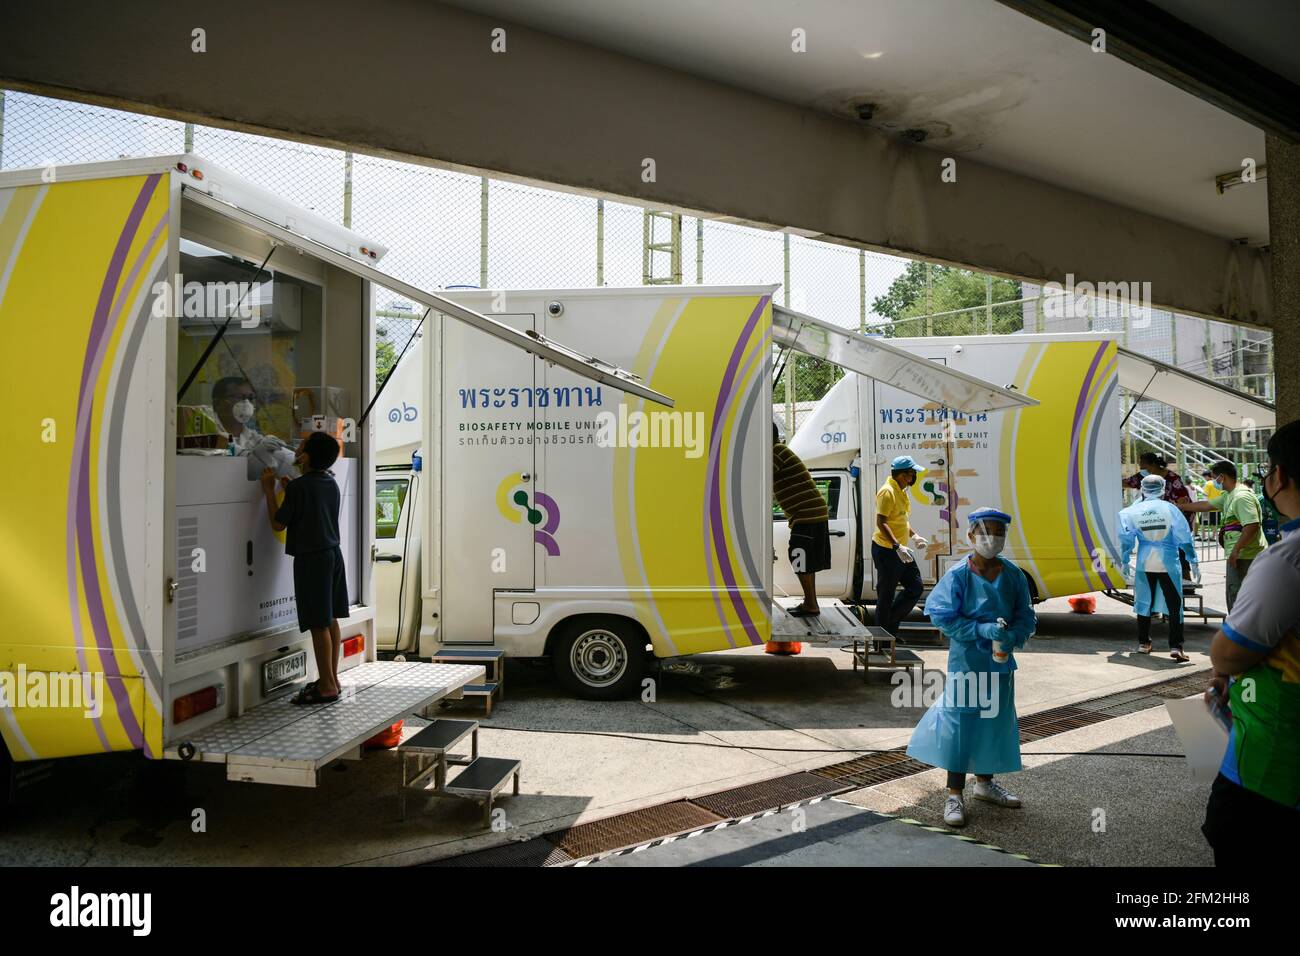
[972, 779, 1022, 808]
[943, 794, 967, 827]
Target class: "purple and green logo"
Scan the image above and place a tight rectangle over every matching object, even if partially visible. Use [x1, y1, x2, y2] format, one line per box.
[495, 472, 561, 555]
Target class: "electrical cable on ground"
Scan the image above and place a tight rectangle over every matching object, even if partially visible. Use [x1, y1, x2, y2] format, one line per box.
[472, 724, 1184, 759]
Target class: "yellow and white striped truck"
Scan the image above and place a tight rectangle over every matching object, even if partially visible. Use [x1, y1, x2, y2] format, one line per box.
[373, 291, 1036, 697]
[0, 155, 661, 797]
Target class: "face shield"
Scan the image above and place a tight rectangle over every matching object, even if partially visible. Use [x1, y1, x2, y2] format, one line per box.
[967, 508, 1011, 558]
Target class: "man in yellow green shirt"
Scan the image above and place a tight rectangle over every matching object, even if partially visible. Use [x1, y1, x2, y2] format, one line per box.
[872, 455, 929, 635]
[1180, 461, 1264, 611]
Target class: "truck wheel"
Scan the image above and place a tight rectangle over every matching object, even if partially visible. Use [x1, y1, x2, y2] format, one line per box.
[553, 617, 646, 700]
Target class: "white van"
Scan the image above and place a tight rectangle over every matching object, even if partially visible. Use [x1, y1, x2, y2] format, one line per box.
[773, 331, 1278, 610]
[373, 291, 1035, 697]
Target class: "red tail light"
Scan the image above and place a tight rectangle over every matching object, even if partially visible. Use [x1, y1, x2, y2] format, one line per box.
[342, 635, 365, 658]
[173, 685, 221, 724]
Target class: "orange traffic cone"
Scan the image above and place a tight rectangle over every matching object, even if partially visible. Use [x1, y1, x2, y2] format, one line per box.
[765, 641, 803, 655]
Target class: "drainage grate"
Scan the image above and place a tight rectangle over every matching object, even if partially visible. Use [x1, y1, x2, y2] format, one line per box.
[1147, 672, 1214, 698]
[546, 800, 724, 859]
[433, 837, 574, 868]
[1017, 705, 1114, 742]
[1088, 695, 1167, 717]
[1075, 688, 1161, 713]
[1073, 670, 1213, 715]
[689, 771, 845, 819]
[811, 751, 934, 788]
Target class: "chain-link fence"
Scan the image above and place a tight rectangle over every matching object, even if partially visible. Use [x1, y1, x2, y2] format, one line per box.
[0, 89, 1275, 466]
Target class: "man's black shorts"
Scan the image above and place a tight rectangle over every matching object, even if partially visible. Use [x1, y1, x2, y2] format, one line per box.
[293, 546, 350, 632]
[788, 520, 832, 574]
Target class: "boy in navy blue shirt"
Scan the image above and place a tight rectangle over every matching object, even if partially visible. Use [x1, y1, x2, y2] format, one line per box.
[261, 431, 348, 704]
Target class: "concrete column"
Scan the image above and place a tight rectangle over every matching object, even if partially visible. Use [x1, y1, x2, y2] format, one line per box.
[1267, 134, 1300, 426]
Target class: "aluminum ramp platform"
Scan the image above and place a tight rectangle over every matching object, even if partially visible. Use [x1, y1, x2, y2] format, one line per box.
[771, 599, 870, 642]
[164, 661, 483, 787]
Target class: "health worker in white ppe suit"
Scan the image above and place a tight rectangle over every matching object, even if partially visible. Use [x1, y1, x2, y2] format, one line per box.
[1119, 473, 1199, 662]
[906, 506, 1037, 829]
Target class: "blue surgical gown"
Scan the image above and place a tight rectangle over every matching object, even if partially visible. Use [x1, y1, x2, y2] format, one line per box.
[906, 557, 1036, 775]
[1117, 498, 1197, 616]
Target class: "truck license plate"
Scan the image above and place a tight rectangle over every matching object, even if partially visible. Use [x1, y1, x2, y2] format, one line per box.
[263, 650, 308, 695]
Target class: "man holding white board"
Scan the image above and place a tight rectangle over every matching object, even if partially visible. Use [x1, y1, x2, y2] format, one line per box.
[1198, 420, 1300, 865]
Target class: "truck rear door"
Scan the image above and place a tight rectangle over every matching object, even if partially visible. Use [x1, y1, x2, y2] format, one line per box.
[869, 377, 955, 589]
[440, 312, 538, 643]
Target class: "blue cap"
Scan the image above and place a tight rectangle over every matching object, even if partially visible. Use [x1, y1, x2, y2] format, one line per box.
[890, 455, 927, 473]
[967, 507, 1012, 527]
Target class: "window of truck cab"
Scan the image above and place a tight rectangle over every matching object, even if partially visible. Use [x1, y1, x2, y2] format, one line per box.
[772, 475, 842, 520]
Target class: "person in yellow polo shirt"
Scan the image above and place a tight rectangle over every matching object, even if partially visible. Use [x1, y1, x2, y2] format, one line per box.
[873, 455, 929, 635]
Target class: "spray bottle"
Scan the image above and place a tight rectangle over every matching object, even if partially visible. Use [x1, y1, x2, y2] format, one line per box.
[991, 617, 1012, 664]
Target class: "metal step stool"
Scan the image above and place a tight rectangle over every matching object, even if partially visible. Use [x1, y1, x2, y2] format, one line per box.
[431, 648, 506, 715]
[398, 718, 521, 827]
[850, 627, 925, 681]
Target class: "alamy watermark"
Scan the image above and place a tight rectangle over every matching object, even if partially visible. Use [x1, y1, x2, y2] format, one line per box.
[595, 406, 707, 459]
[1041, 273, 1153, 328]
[150, 274, 266, 328]
[0, 665, 104, 719]
[891, 667, 1002, 718]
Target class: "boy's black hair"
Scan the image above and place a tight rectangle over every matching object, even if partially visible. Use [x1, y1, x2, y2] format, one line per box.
[1210, 460, 1237, 480]
[303, 431, 340, 471]
[1267, 420, 1300, 490]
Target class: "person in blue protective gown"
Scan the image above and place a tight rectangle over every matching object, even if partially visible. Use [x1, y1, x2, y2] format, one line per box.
[1118, 473, 1199, 662]
[906, 507, 1037, 828]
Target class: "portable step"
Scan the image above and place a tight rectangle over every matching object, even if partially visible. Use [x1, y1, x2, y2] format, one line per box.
[399, 738, 522, 826]
[165, 661, 484, 787]
[432, 648, 505, 713]
[771, 599, 870, 642]
[444, 757, 522, 826]
[402, 718, 478, 756]
[460, 682, 500, 716]
[896, 620, 945, 646]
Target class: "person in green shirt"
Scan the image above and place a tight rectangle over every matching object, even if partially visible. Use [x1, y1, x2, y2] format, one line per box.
[1179, 461, 1264, 611]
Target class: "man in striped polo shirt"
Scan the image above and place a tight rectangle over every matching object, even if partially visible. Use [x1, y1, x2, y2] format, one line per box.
[773, 423, 831, 616]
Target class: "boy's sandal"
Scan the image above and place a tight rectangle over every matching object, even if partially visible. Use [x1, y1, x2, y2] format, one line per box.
[788, 605, 821, 617]
[1137, 643, 1153, 654]
[1171, 649, 1190, 662]
[292, 682, 340, 706]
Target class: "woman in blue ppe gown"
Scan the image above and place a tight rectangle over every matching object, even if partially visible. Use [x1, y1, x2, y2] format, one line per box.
[906, 507, 1036, 828]
[1117, 473, 1198, 662]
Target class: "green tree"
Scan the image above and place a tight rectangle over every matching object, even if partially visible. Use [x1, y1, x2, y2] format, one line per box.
[376, 335, 397, 381]
[872, 262, 1023, 337]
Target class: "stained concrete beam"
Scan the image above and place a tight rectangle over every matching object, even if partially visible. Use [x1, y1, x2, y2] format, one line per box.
[0, 0, 1274, 327]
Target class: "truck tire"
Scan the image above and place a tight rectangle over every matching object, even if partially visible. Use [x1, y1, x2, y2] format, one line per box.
[552, 616, 647, 700]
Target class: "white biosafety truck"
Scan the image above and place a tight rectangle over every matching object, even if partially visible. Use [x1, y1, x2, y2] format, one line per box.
[0, 155, 661, 792]
[772, 332, 1279, 612]
[372, 289, 1036, 697]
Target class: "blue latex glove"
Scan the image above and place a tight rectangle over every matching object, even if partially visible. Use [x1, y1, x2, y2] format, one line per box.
[976, 622, 1003, 642]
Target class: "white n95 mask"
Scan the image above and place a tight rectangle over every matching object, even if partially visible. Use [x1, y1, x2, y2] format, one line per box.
[232, 399, 255, 424]
[972, 534, 1006, 558]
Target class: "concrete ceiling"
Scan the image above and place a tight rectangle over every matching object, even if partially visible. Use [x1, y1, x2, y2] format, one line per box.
[1150, 0, 1300, 86]
[445, 0, 1270, 245]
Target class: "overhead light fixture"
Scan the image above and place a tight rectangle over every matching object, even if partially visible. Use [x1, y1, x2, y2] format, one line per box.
[860, 51, 885, 59]
[1216, 165, 1267, 194]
